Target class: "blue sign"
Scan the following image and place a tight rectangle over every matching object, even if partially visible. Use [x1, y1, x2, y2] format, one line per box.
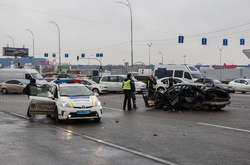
[223, 39, 228, 46]
[44, 53, 48, 57]
[96, 53, 100, 57]
[202, 38, 207, 45]
[65, 53, 69, 58]
[81, 53, 85, 58]
[178, 36, 184, 43]
[99, 53, 103, 57]
[240, 39, 245, 45]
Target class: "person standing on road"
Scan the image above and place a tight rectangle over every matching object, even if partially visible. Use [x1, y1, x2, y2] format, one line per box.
[122, 73, 133, 111]
[131, 75, 137, 109]
[165, 76, 175, 89]
[147, 75, 157, 98]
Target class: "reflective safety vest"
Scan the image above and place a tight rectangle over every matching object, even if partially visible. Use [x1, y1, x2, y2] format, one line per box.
[148, 80, 156, 89]
[123, 80, 131, 90]
[166, 80, 175, 89]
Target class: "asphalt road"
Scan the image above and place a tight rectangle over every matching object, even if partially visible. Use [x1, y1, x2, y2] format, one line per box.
[0, 93, 250, 165]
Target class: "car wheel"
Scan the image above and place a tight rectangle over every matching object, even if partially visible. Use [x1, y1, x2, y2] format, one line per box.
[241, 91, 246, 94]
[157, 87, 165, 93]
[54, 108, 60, 122]
[92, 88, 99, 94]
[1, 88, 8, 94]
[94, 117, 101, 122]
[27, 107, 32, 118]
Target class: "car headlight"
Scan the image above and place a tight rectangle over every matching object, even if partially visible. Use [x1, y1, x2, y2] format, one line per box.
[95, 101, 101, 107]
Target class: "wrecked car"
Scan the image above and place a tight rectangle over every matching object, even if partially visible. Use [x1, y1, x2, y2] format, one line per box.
[143, 83, 231, 111]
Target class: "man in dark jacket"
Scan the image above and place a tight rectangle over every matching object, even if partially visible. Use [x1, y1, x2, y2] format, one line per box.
[131, 74, 137, 109]
[147, 75, 157, 98]
[122, 73, 135, 111]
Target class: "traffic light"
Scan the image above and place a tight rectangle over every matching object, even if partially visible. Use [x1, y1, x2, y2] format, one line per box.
[77, 56, 79, 61]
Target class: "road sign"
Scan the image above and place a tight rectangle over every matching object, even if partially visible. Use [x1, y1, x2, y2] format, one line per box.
[81, 53, 85, 58]
[178, 36, 184, 43]
[223, 39, 228, 46]
[96, 53, 100, 57]
[99, 53, 103, 57]
[44, 53, 48, 57]
[240, 39, 245, 45]
[65, 53, 69, 58]
[202, 38, 207, 45]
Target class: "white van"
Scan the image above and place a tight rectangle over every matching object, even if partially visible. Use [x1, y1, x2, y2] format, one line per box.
[0, 69, 46, 84]
[153, 64, 202, 81]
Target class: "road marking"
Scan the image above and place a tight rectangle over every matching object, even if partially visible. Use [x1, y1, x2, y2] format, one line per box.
[103, 106, 124, 112]
[3, 111, 179, 165]
[197, 122, 250, 133]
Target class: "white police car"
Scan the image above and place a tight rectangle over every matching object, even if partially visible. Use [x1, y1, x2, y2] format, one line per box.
[27, 82, 103, 122]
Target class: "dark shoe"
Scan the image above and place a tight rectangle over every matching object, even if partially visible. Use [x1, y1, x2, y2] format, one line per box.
[133, 106, 137, 109]
[128, 108, 132, 111]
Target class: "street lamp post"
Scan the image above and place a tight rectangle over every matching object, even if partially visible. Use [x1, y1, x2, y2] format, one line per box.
[219, 48, 223, 81]
[26, 29, 35, 58]
[49, 21, 62, 73]
[159, 51, 164, 65]
[7, 35, 15, 47]
[183, 55, 187, 64]
[116, 0, 134, 68]
[147, 43, 152, 65]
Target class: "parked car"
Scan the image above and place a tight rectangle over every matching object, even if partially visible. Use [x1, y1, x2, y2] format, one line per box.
[195, 78, 235, 93]
[156, 77, 188, 92]
[0, 79, 29, 94]
[99, 75, 146, 92]
[229, 79, 250, 93]
[82, 79, 108, 94]
[91, 76, 101, 84]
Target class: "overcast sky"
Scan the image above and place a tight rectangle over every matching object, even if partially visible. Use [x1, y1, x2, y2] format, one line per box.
[1, 0, 250, 65]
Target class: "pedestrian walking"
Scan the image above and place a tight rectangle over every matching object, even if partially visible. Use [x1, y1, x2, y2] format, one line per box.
[122, 73, 133, 111]
[147, 75, 157, 99]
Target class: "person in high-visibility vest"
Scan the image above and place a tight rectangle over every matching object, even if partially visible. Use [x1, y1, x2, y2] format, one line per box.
[122, 73, 135, 111]
[165, 76, 175, 89]
[147, 75, 157, 98]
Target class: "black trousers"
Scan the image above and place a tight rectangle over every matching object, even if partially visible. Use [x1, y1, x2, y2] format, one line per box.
[148, 89, 155, 99]
[123, 90, 132, 110]
[131, 92, 136, 108]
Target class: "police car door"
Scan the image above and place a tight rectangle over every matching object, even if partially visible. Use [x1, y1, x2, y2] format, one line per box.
[28, 85, 56, 115]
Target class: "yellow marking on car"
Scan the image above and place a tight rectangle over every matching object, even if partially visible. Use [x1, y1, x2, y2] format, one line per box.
[90, 96, 94, 106]
[66, 97, 74, 107]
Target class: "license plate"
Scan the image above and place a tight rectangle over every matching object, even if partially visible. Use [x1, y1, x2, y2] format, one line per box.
[77, 110, 91, 115]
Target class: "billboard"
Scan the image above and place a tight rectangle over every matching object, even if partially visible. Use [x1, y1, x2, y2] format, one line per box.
[3, 47, 29, 57]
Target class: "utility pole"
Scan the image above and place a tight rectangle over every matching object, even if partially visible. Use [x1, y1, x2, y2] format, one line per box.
[219, 48, 223, 81]
[183, 54, 187, 64]
[147, 43, 152, 65]
[49, 21, 62, 73]
[116, 0, 134, 68]
[26, 29, 35, 58]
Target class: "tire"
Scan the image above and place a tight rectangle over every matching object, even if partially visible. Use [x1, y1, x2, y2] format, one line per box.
[54, 108, 60, 122]
[92, 88, 99, 94]
[157, 87, 165, 93]
[27, 107, 32, 118]
[1, 88, 8, 94]
[241, 91, 246, 94]
[94, 117, 101, 122]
